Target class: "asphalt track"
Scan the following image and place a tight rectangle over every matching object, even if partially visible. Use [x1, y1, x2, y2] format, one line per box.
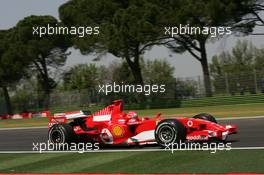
[0, 117, 263, 151]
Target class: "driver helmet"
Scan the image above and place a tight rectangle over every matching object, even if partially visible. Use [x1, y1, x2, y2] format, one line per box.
[127, 111, 138, 119]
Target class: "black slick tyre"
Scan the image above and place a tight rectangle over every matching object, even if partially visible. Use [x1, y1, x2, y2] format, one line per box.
[48, 123, 74, 144]
[155, 119, 186, 147]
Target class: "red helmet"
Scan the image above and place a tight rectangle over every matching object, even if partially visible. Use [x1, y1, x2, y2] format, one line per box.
[127, 111, 138, 119]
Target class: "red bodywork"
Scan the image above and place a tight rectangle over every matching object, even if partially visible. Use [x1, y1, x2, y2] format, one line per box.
[48, 100, 237, 145]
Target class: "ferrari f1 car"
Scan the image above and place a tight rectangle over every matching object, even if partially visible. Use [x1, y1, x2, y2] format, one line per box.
[48, 100, 237, 146]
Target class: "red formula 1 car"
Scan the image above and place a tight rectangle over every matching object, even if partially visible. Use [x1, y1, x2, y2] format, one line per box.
[48, 100, 237, 146]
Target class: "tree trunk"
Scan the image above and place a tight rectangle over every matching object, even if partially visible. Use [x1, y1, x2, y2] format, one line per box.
[125, 56, 144, 85]
[125, 56, 145, 103]
[35, 57, 52, 109]
[129, 60, 144, 85]
[2, 86, 13, 115]
[37, 80, 51, 110]
[199, 40, 213, 97]
[42, 87, 50, 109]
[124, 50, 145, 103]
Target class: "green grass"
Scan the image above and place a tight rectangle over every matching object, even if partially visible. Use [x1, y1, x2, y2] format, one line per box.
[180, 93, 264, 107]
[30, 94, 264, 113]
[1, 103, 264, 128]
[124, 93, 264, 109]
[0, 117, 48, 128]
[0, 150, 263, 173]
[136, 103, 264, 118]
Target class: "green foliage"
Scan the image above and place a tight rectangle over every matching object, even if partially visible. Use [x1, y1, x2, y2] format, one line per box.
[9, 15, 72, 108]
[110, 61, 134, 84]
[254, 48, 264, 73]
[157, 0, 261, 97]
[211, 40, 257, 73]
[175, 79, 197, 99]
[58, 0, 262, 97]
[59, 0, 161, 55]
[110, 59, 176, 85]
[11, 15, 71, 78]
[59, 0, 163, 85]
[59, 59, 181, 107]
[0, 16, 73, 113]
[11, 89, 32, 113]
[0, 29, 32, 114]
[166, 0, 258, 35]
[142, 59, 175, 84]
[0, 30, 29, 86]
[63, 64, 107, 91]
[210, 40, 264, 94]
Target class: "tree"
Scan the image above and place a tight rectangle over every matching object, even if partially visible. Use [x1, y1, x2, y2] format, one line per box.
[11, 15, 71, 108]
[0, 30, 30, 114]
[154, 0, 262, 97]
[252, 0, 264, 24]
[110, 61, 134, 84]
[254, 47, 264, 72]
[108, 59, 175, 85]
[62, 63, 110, 104]
[59, 0, 163, 87]
[142, 59, 175, 84]
[234, 0, 264, 27]
[59, 0, 263, 98]
[0, 30, 12, 114]
[142, 59, 178, 102]
[63, 64, 107, 91]
[210, 40, 263, 94]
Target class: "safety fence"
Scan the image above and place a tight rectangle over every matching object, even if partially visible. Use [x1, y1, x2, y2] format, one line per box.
[1, 70, 264, 115]
[0, 111, 49, 120]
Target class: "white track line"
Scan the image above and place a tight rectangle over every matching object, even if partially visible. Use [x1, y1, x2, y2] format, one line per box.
[165, 115, 264, 120]
[0, 147, 264, 154]
[0, 149, 162, 154]
[232, 147, 264, 150]
[218, 115, 264, 120]
[0, 126, 46, 131]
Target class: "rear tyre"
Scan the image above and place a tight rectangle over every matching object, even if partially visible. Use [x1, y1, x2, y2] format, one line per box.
[48, 123, 74, 144]
[155, 119, 186, 147]
[193, 113, 217, 123]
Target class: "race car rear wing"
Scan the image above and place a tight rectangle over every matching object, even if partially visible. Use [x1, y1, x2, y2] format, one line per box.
[48, 100, 124, 127]
[48, 111, 89, 127]
[91, 99, 124, 122]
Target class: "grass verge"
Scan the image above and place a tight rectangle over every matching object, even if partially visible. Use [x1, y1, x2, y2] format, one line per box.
[0, 150, 263, 173]
[136, 103, 264, 118]
[0, 117, 48, 129]
[0, 103, 264, 129]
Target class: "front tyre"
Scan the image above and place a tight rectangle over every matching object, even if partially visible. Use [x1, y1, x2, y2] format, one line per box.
[48, 123, 74, 144]
[155, 119, 186, 147]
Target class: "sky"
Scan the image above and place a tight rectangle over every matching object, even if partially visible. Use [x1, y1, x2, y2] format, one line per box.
[0, 0, 263, 78]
